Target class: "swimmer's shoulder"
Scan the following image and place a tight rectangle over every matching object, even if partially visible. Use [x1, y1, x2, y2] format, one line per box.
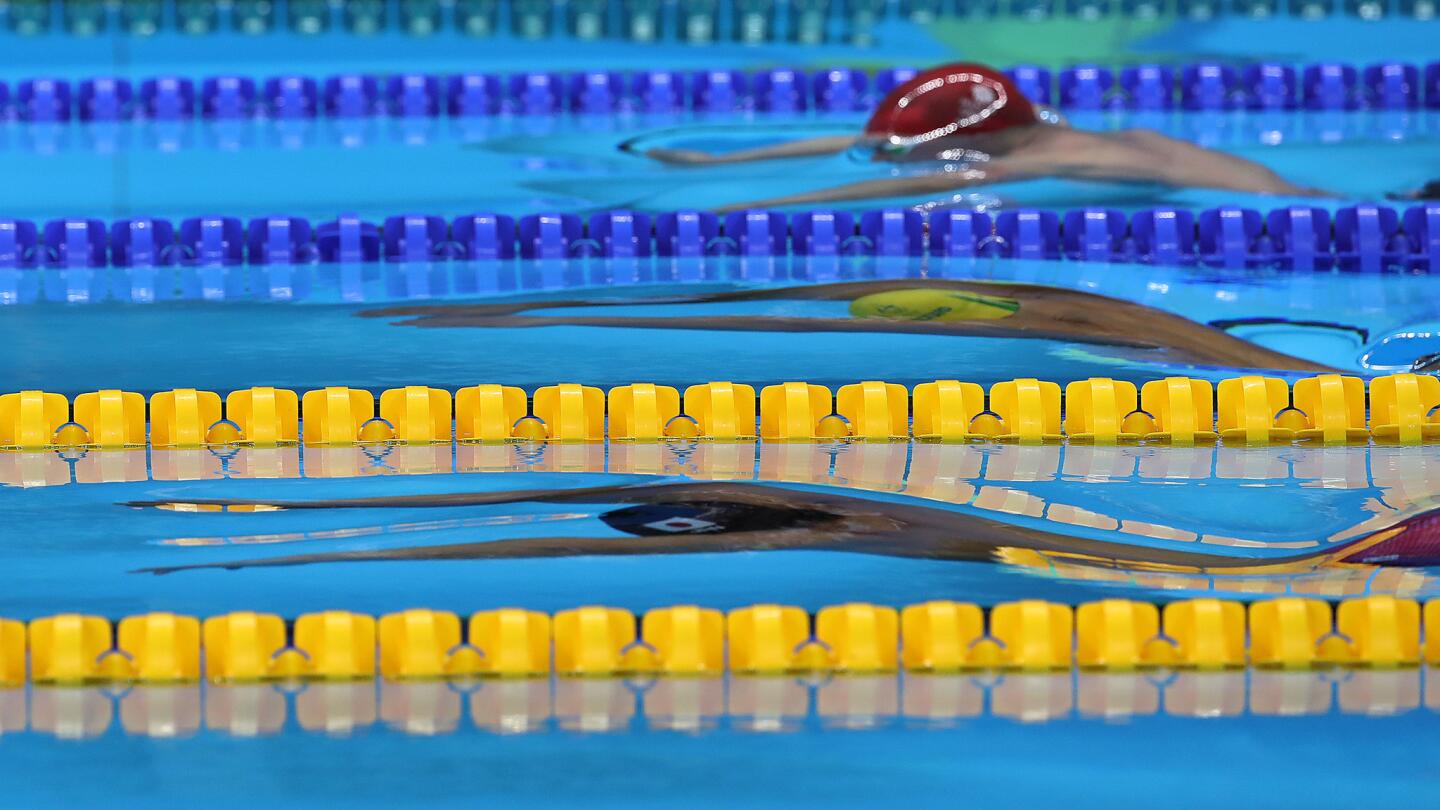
[1006, 126, 1127, 164]
[1108, 128, 1207, 153]
[1054, 128, 1190, 160]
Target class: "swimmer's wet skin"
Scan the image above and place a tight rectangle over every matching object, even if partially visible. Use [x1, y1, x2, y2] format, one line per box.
[127, 482, 1440, 577]
[644, 62, 1323, 210]
[364, 279, 1334, 371]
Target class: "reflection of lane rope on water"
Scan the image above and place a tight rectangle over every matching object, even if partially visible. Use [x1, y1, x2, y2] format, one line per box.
[15, 440, 1437, 485]
[6, 667, 1437, 741]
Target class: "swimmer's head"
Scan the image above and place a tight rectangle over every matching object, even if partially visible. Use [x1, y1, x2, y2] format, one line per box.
[863, 64, 1043, 156]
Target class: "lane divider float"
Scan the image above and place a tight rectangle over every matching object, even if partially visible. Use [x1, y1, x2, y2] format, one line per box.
[3, 596, 1437, 686]
[4, 61, 1437, 123]
[4, 202, 1437, 270]
[3, 373, 1438, 450]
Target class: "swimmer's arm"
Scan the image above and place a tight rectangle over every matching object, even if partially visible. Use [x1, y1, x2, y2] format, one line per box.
[124, 482, 819, 512]
[714, 166, 1016, 212]
[134, 528, 849, 574]
[646, 136, 858, 166]
[1017, 130, 1327, 196]
[1134, 132, 1326, 196]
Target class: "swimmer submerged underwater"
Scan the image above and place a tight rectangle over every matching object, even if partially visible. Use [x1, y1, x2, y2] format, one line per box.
[131, 481, 1440, 594]
[640, 63, 1331, 210]
[365, 279, 1336, 372]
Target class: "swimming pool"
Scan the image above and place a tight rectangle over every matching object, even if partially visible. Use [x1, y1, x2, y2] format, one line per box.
[3, 5, 1440, 807]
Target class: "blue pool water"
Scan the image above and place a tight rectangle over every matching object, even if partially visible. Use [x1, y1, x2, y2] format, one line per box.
[4, 443, 1440, 617]
[3, 258, 1438, 392]
[3, 687, 1437, 808]
[5, 9, 1440, 808]
[0, 112, 1435, 219]
[2, 13, 1438, 223]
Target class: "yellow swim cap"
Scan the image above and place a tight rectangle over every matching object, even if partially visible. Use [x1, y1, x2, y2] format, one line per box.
[849, 288, 1019, 322]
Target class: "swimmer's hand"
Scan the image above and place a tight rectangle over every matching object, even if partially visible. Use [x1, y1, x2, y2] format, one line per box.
[1387, 179, 1440, 202]
[645, 148, 723, 166]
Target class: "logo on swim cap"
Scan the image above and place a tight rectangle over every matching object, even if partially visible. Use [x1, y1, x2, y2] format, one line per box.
[955, 82, 1002, 133]
[642, 516, 720, 533]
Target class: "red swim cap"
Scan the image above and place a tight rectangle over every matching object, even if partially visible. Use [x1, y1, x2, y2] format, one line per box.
[864, 63, 1038, 146]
